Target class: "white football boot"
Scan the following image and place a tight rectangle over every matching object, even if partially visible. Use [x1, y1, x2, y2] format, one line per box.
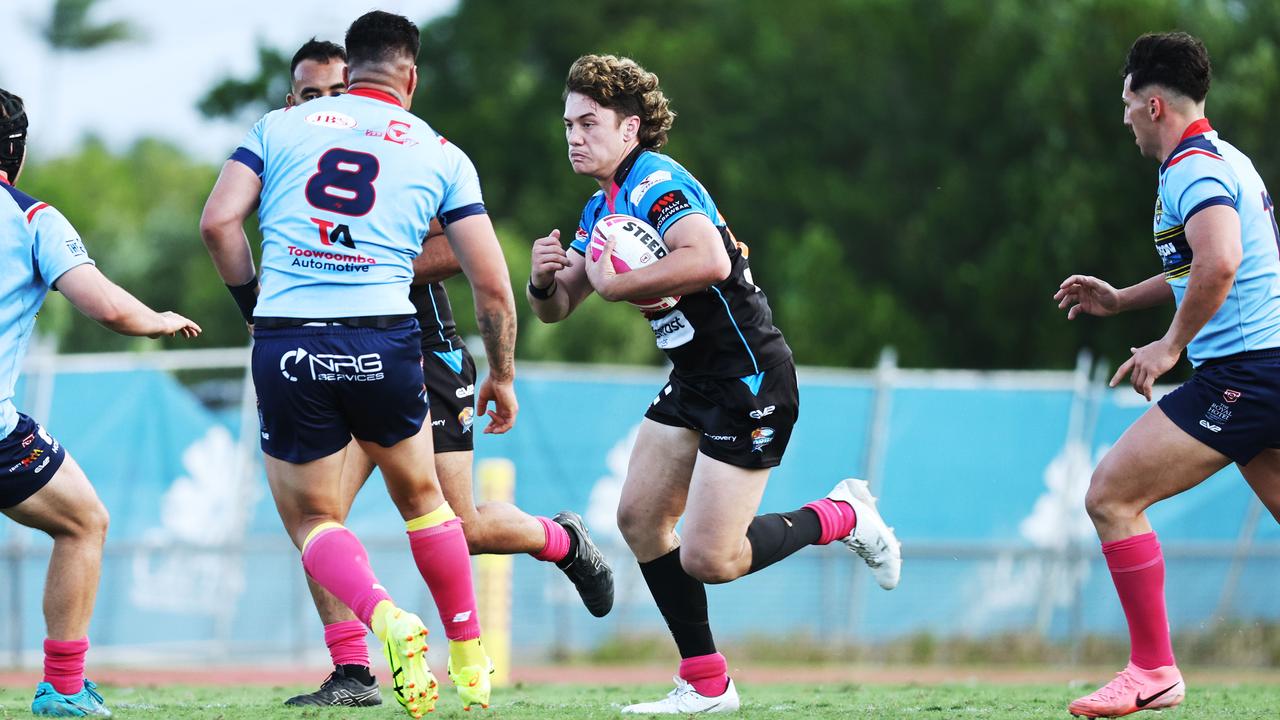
[621, 677, 740, 714]
[827, 478, 902, 590]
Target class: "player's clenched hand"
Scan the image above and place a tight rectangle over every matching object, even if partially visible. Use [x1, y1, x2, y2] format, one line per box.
[151, 311, 202, 339]
[530, 229, 568, 289]
[1055, 275, 1121, 319]
[1109, 337, 1181, 401]
[585, 238, 619, 300]
[476, 376, 518, 434]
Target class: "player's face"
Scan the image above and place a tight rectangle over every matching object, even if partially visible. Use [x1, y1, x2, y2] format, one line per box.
[1122, 74, 1160, 160]
[564, 92, 637, 180]
[287, 59, 347, 107]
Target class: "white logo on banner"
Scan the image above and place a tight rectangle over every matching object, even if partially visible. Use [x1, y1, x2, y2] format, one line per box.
[130, 426, 261, 615]
[964, 440, 1104, 632]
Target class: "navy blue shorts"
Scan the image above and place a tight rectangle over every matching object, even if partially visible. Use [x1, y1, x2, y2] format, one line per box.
[252, 319, 429, 463]
[0, 414, 67, 509]
[1158, 348, 1280, 465]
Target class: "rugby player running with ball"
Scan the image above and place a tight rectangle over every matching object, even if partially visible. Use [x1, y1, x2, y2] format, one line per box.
[527, 54, 902, 714]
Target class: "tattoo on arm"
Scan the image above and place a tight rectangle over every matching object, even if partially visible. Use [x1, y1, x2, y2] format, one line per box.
[477, 307, 517, 382]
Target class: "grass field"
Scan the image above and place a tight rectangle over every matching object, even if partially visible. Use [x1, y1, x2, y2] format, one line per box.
[2, 681, 1279, 719]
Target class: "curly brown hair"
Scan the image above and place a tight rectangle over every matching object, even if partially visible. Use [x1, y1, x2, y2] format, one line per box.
[565, 54, 675, 149]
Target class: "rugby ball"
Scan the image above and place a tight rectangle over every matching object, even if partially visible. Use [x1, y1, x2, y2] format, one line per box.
[588, 214, 681, 313]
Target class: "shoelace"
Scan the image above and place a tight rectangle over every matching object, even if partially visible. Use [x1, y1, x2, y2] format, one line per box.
[1089, 670, 1140, 704]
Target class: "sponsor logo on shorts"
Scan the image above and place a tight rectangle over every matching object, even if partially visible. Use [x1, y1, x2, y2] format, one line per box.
[630, 170, 672, 205]
[651, 310, 695, 349]
[455, 384, 474, 399]
[458, 406, 474, 433]
[1224, 388, 1242, 403]
[33, 456, 51, 473]
[704, 433, 737, 442]
[8, 447, 46, 473]
[1206, 402, 1232, 424]
[1199, 419, 1222, 433]
[647, 189, 693, 230]
[751, 426, 776, 452]
[20, 433, 34, 448]
[749, 405, 776, 420]
[431, 418, 446, 428]
[279, 348, 385, 383]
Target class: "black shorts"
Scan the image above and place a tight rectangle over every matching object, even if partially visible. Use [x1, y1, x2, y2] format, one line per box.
[0, 414, 67, 509]
[1158, 348, 1280, 465]
[252, 319, 429, 464]
[423, 342, 476, 453]
[645, 359, 799, 469]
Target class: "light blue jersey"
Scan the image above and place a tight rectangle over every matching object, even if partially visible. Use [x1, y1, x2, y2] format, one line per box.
[0, 180, 94, 435]
[231, 88, 485, 319]
[1153, 119, 1280, 366]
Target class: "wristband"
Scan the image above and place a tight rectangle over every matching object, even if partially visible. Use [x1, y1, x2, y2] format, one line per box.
[528, 276, 557, 300]
[226, 277, 259, 323]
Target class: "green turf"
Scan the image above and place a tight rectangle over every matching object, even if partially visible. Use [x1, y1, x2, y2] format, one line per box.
[2, 682, 1278, 719]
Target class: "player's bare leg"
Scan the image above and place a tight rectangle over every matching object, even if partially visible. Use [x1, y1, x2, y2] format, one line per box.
[5, 454, 111, 716]
[284, 440, 381, 707]
[1071, 405, 1230, 717]
[267, 445, 438, 717]
[1238, 448, 1280, 523]
[617, 421, 741, 714]
[359, 422, 488, 710]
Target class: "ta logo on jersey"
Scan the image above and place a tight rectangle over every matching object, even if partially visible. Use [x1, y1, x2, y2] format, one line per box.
[310, 217, 357, 249]
[751, 427, 775, 452]
[280, 348, 385, 382]
[749, 405, 776, 420]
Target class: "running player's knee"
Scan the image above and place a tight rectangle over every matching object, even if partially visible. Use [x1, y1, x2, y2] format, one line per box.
[1084, 467, 1128, 524]
[84, 500, 109, 544]
[457, 513, 490, 554]
[679, 548, 739, 585]
[616, 504, 646, 544]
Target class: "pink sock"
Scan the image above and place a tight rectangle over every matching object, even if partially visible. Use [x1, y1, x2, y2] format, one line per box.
[1103, 531, 1175, 669]
[408, 517, 482, 641]
[532, 516, 571, 563]
[804, 498, 857, 545]
[301, 527, 393, 628]
[43, 637, 88, 695]
[324, 620, 370, 667]
[679, 652, 729, 697]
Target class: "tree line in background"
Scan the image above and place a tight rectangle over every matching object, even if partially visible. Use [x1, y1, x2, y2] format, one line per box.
[22, 0, 1280, 369]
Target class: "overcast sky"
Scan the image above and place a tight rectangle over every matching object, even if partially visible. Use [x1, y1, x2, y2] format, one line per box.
[2, 0, 455, 162]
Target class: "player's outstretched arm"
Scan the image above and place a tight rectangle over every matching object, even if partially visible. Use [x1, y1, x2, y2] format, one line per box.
[1055, 272, 1173, 319]
[412, 219, 462, 285]
[586, 213, 730, 303]
[444, 212, 519, 433]
[528, 229, 594, 323]
[199, 161, 261, 287]
[56, 265, 202, 339]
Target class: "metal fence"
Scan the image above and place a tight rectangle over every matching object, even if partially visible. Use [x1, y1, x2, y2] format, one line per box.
[3, 342, 1277, 667]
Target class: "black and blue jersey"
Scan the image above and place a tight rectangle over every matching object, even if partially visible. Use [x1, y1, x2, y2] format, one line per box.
[570, 147, 791, 383]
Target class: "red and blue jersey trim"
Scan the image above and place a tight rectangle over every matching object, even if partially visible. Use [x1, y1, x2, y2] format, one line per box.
[1161, 119, 1223, 173]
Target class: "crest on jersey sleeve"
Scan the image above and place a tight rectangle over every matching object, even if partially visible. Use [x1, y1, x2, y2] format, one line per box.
[1153, 195, 1164, 227]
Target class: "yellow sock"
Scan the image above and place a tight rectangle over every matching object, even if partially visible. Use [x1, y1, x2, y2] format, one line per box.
[449, 638, 486, 669]
[405, 502, 457, 532]
[370, 600, 397, 640]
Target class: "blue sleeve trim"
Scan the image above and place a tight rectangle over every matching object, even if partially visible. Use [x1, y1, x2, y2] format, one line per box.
[439, 202, 487, 226]
[229, 147, 264, 177]
[1185, 195, 1235, 222]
